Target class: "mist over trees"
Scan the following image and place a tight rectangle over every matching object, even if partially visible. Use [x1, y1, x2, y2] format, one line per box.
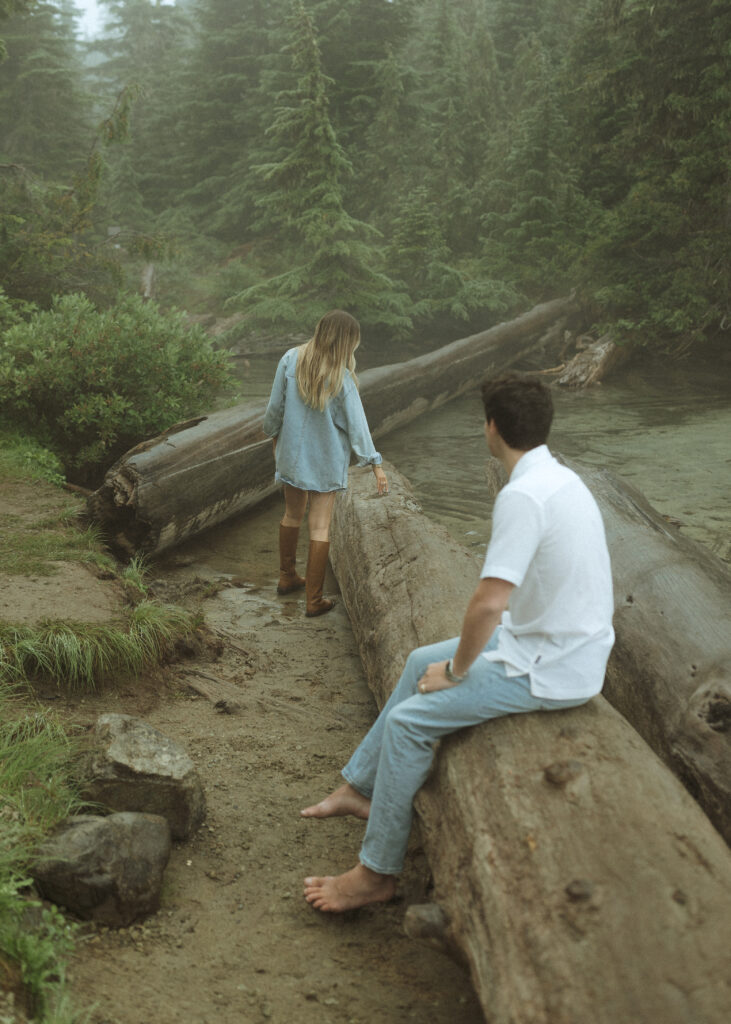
[1, 0, 729, 350]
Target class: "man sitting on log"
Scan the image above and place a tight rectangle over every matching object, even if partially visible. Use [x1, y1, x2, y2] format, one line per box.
[302, 374, 615, 912]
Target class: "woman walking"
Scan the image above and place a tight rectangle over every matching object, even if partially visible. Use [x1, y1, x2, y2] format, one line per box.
[262, 310, 388, 617]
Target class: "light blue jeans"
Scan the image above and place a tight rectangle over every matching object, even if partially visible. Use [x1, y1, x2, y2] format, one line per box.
[342, 631, 590, 875]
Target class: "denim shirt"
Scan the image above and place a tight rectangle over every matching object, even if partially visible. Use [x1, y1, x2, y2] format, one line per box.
[262, 347, 382, 492]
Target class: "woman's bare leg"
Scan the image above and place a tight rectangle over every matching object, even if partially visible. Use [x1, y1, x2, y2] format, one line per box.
[307, 490, 337, 541]
[282, 484, 308, 527]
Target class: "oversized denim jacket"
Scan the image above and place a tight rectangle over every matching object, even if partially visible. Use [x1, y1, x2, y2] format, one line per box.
[262, 347, 382, 492]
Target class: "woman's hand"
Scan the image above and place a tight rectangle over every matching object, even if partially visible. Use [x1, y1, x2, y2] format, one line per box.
[373, 465, 389, 495]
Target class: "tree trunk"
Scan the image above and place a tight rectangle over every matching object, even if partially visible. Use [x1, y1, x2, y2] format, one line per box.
[566, 460, 731, 844]
[481, 453, 731, 843]
[329, 463, 731, 1024]
[88, 296, 576, 554]
[555, 333, 627, 386]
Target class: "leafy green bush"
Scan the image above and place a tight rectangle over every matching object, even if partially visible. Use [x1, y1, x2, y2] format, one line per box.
[0, 293, 233, 482]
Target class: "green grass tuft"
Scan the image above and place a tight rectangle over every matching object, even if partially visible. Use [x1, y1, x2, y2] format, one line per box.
[0, 601, 195, 693]
[0, 692, 87, 1022]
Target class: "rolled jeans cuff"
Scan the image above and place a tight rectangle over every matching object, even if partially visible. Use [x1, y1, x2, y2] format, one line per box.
[359, 849, 403, 877]
[341, 766, 373, 800]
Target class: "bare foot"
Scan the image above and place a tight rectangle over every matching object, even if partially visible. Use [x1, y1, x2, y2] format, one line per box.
[303, 864, 396, 913]
[300, 783, 370, 820]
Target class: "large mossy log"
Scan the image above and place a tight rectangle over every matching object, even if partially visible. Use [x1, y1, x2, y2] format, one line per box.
[572, 462, 731, 844]
[88, 297, 574, 554]
[329, 462, 731, 1024]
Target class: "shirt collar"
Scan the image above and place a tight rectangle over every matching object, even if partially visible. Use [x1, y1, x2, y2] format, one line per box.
[509, 444, 552, 482]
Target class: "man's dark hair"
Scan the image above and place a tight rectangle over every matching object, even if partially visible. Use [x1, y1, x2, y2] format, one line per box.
[481, 374, 553, 450]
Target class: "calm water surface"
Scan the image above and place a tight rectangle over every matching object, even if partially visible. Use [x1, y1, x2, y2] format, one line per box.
[231, 351, 731, 564]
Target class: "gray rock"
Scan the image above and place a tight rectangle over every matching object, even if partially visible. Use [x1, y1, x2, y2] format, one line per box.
[82, 714, 205, 839]
[32, 812, 171, 926]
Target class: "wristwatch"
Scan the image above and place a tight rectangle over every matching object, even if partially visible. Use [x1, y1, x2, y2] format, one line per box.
[445, 658, 467, 683]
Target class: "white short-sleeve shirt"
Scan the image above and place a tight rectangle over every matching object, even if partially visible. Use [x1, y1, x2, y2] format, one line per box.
[481, 445, 614, 699]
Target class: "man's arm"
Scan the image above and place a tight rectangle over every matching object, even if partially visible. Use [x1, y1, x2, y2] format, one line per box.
[418, 577, 514, 694]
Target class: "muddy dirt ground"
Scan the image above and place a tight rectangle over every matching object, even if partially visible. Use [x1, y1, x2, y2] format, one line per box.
[57, 498, 485, 1024]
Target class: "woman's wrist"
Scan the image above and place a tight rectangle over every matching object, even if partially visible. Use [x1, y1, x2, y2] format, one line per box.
[445, 658, 467, 683]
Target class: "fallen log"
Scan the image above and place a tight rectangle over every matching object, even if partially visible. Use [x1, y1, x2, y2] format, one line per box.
[555, 333, 627, 386]
[481, 454, 731, 843]
[88, 296, 576, 554]
[570, 462, 731, 844]
[329, 462, 731, 1024]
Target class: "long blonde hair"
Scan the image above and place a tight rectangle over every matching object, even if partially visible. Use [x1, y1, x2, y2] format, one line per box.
[296, 309, 360, 411]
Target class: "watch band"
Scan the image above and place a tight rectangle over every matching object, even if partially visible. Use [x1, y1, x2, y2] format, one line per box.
[445, 658, 467, 683]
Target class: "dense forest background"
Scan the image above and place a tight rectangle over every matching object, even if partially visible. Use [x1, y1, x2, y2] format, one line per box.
[1, 0, 729, 352]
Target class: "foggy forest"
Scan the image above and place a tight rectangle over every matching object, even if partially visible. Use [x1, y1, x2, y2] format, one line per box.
[1, 3, 730, 1023]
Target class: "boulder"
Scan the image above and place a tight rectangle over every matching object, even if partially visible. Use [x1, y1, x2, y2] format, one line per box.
[32, 812, 171, 927]
[82, 714, 205, 840]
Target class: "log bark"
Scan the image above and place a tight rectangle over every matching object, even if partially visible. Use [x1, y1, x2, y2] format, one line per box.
[482, 452, 731, 844]
[329, 462, 731, 1024]
[566, 461, 731, 844]
[88, 296, 576, 554]
[555, 333, 627, 386]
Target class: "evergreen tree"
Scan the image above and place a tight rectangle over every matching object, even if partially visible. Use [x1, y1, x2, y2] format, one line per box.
[0, 0, 91, 179]
[0, 92, 138, 307]
[397, 0, 505, 253]
[88, 1, 195, 225]
[174, 0, 288, 239]
[487, 0, 542, 79]
[310, 0, 413, 147]
[354, 42, 418, 224]
[0, 0, 30, 60]
[387, 185, 518, 325]
[569, 0, 731, 348]
[229, 0, 412, 333]
[481, 33, 590, 294]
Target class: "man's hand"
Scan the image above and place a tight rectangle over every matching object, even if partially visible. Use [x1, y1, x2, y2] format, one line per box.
[416, 577, 515, 697]
[417, 660, 458, 695]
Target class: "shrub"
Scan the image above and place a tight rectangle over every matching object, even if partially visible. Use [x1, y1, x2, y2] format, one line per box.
[0, 293, 234, 483]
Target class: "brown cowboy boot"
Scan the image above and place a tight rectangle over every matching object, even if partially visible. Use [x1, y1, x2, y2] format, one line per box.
[277, 525, 305, 595]
[305, 540, 335, 617]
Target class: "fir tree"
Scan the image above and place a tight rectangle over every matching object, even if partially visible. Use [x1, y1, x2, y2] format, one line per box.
[0, 0, 91, 179]
[0, 0, 30, 60]
[481, 34, 590, 294]
[175, 0, 288, 239]
[310, 0, 413, 147]
[229, 0, 412, 333]
[355, 42, 417, 224]
[398, 0, 504, 252]
[88, 1, 195, 224]
[569, 0, 731, 348]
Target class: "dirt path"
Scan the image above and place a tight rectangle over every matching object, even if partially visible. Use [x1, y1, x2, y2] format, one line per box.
[64, 503, 484, 1024]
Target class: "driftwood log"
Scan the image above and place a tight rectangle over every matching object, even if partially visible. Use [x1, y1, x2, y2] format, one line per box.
[329, 462, 731, 1024]
[88, 296, 575, 554]
[555, 333, 626, 386]
[574, 462, 731, 844]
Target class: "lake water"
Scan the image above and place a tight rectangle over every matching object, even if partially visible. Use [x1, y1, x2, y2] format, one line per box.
[230, 348, 731, 565]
